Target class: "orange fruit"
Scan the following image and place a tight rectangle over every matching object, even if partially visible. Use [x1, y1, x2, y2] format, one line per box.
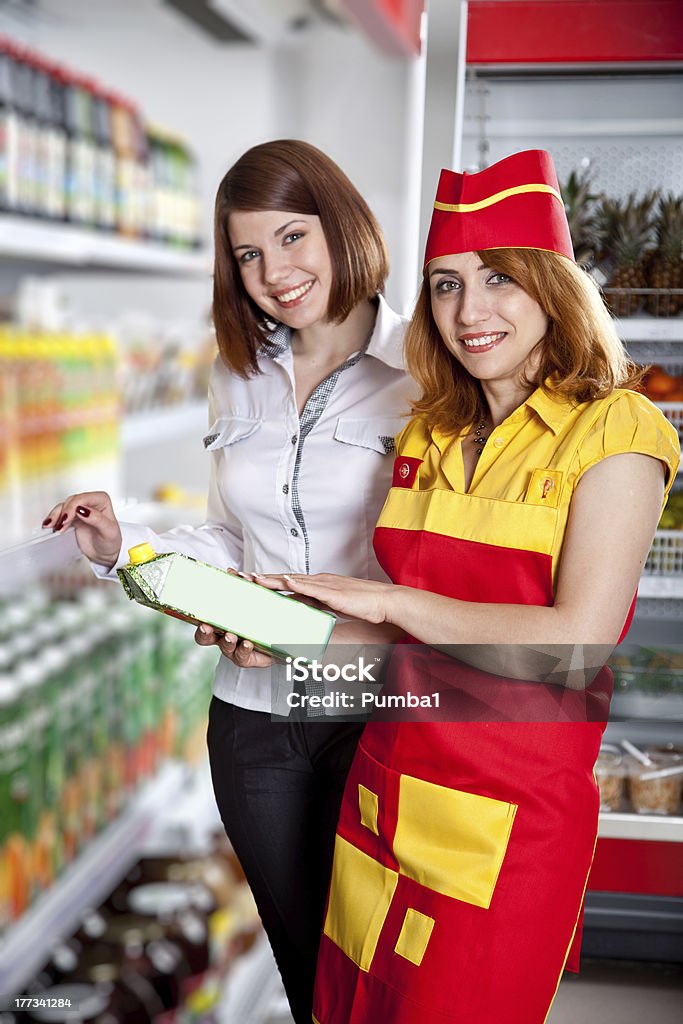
[645, 367, 677, 399]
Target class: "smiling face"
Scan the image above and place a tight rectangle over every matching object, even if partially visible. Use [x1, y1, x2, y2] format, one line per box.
[428, 251, 550, 390]
[228, 209, 333, 329]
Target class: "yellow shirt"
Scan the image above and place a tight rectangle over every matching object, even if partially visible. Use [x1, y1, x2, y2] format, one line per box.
[377, 387, 680, 595]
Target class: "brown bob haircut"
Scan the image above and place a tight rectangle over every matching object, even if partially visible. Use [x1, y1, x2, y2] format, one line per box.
[407, 248, 643, 435]
[213, 139, 389, 376]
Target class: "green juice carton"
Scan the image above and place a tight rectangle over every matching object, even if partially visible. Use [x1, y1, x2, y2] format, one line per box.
[117, 544, 335, 662]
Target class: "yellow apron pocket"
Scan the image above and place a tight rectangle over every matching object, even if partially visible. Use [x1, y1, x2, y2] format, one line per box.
[393, 774, 517, 910]
[394, 908, 435, 966]
[323, 835, 399, 972]
[358, 784, 380, 835]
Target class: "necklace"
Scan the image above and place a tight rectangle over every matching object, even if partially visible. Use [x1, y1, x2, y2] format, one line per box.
[471, 419, 489, 456]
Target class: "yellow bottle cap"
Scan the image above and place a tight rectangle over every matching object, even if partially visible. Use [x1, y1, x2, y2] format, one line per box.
[128, 542, 157, 565]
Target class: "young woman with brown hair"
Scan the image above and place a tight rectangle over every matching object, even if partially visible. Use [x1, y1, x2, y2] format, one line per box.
[263, 150, 680, 1023]
[43, 140, 414, 1024]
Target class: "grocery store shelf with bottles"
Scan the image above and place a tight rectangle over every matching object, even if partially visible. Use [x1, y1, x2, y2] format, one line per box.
[0, 1, 682, 1022]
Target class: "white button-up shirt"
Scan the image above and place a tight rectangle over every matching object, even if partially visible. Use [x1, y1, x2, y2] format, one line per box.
[99, 295, 415, 711]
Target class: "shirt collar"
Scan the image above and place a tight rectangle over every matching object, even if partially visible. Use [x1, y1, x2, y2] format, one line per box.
[365, 294, 408, 370]
[430, 381, 576, 453]
[524, 384, 577, 435]
[260, 321, 291, 360]
[259, 293, 407, 370]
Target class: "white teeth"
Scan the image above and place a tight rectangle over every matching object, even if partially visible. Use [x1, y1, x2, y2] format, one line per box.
[275, 281, 313, 303]
[461, 333, 504, 348]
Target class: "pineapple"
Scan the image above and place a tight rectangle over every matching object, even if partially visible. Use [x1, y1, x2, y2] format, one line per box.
[561, 167, 599, 266]
[595, 191, 658, 317]
[647, 193, 683, 316]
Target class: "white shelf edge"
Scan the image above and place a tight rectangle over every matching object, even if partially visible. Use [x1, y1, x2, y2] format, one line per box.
[598, 811, 683, 843]
[0, 215, 210, 276]
[0, 528, 82, 597]
[468, 117, 683, 138]
[616, 316, 683, 342]
[637, 576, 683, 599]
[0, 761, 189, 1000]
[122, 401, 207, 449]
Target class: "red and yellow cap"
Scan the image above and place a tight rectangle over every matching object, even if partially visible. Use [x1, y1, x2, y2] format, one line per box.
[424, 149, 574, 269]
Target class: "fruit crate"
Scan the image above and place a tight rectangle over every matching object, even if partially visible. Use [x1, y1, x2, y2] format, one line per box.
[634, 356, 683, 441]
[644, 530, 683, 576]
[602, 287, 683, 319]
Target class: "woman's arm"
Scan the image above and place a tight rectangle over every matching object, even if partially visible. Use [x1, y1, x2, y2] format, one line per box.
[266, 453, 664, 675]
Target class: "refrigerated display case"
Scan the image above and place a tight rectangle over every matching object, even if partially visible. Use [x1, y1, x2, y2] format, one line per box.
[455, 0, 683, 965]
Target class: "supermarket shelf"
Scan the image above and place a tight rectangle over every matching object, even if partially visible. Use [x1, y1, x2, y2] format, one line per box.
[637, 576, 683, 599]
[0, 214, 210, 275]
[598, 811, 683, 843]
[0, 761, 190, 1000]
[480, 117, 683, 138]
[0, 500, 206, 593]
[0, 527, 81, 597]
[616, 315, 683, 342]
[122, 400, 207, 449]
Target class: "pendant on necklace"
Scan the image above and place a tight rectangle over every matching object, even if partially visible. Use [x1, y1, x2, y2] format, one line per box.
[472, 420, 488, 456]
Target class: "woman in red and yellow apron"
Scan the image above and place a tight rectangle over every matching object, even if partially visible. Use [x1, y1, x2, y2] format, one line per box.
[267, 150, 680, 1023]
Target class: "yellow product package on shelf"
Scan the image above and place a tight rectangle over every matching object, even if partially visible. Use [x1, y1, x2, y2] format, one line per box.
[117, 543, 335, 662]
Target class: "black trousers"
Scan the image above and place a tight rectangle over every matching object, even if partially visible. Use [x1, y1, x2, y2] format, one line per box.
[207, 698, 364, 1024]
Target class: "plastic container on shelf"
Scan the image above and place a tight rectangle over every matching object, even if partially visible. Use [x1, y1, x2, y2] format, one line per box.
[595, 745, 626, 811]
[627, 752, 683, 815]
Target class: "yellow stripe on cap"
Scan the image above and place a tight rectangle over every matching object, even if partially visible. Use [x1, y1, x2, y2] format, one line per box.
[434, 183, 563, 214]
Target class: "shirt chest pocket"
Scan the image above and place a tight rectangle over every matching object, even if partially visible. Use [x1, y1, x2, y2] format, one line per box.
[524, 468, 564, 508]
[333, 417, 404, 456]
[203, 416, 262, 451]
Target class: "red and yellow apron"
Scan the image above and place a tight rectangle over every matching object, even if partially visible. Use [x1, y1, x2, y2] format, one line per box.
[312, 390, 679, 1024]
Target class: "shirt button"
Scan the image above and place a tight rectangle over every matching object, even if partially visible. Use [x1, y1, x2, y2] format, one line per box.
[291, 434, 298, 445]
[290, 528, 298, 537]
[493, 436, 505, 448]
[282, 483, 289, 495]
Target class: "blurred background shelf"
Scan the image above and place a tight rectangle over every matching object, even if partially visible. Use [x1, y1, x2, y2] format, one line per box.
[637, 576, 683, 599]
[598, 812, 683, 842]
[122, 400, 208, 449]
[615, 316, 683, 343]
[0, 215, 210, 275]
[0, 761, 189, 1001]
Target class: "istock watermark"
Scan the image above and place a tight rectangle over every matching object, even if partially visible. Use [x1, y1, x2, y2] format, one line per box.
[285, 655, 379, 684]
[269, 643, 631, 722]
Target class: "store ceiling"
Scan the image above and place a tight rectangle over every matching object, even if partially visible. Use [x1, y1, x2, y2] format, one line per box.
[162, 0, 345, 44]
[0, 0, 348, 45]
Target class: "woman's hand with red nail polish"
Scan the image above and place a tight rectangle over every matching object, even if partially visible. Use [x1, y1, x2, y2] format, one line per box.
[42, 492, 122, 569]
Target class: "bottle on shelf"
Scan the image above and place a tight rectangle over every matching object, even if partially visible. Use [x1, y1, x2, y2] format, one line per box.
[43, 59, 68, 222]
[64, 71, 97, 228]
[110, 92, 137, 239]
[0, 36, 22, 213]
[12, 44, 39, 217]
[92, 84, 116, 232]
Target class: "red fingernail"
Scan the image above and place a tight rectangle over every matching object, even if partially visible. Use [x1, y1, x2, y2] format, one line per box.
[56, 513, 67, 529]
[76, 506, 90, 518]
[42, 517, 52, 526]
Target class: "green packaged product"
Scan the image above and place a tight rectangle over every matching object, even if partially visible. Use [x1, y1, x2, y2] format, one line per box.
[117, 544, 334, 662]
